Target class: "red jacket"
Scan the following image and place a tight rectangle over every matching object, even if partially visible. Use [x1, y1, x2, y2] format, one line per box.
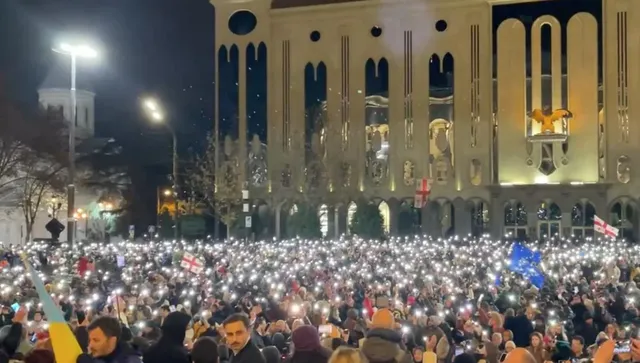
[77, 257, 88, 276]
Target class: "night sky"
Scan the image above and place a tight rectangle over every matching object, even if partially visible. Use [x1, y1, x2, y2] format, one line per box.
[0, 0, 600, 227]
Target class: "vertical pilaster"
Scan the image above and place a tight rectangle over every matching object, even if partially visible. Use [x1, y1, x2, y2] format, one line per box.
[414, 47, 430, 180]
[326, 41, 342, 190]
[388, 53, 404, 192]
[349, 41, 365, 191]
[603, 0, 628, 183]
[238, 46, 248, 185]
[290, 56, 306, 189]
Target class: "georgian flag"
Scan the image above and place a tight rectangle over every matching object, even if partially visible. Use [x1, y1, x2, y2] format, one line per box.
[594, 215, 619, 238]
[180, 252, 204, 274]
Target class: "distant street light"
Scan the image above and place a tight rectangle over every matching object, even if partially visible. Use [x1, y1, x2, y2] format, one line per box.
[53, 42, 99, 246]
[143, 98, 179, 240]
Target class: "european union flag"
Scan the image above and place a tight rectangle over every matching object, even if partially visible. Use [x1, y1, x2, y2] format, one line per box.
[508, 243, 545, 288]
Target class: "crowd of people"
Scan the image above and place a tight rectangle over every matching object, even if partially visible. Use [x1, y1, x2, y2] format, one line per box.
[0, 236, 638, 363]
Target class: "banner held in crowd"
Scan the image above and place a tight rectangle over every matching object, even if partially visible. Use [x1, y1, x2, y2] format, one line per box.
[594, 215, 619, 238]
[20, 254, 83, 363]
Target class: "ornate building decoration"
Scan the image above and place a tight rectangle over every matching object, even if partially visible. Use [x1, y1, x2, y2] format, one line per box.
[340, 162, 352, 188]
[403, 160, 415, 186]
[429, 119, 453, 185]
[526, 108, 573, 176]
[281, 164, 292, 188]
[221, 135, 239, 189]
[365, 127, 388, 185]
[617, 155, 631, 184]
[469, 159, 482, 186]
[249, 134, 268, 187]
[305, 161, 326, 189]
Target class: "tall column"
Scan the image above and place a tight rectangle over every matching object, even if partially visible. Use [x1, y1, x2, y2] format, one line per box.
[603, 0, 640, 184]
[453, 198, 471, 236]
[238, 44, 248, 185]
[290, 56, 306, 189]
[388, 54, 404, 192]
[489, 195, 504, 238]
[414, 49, 430, 180]
[326, 45, 341, 191]
[349, 41, 366, 191]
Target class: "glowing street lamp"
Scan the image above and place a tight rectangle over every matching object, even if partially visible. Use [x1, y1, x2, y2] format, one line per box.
[53, 42, 99, 246]
[143, 98, 179, 240]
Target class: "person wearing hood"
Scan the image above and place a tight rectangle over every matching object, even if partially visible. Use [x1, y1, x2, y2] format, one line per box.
[360, 309, 412, 363]
[222, 313, 265, 363]
[143, 311, 191, 363]
[83, 316, 141, 363]
[286, 325, 331, 363]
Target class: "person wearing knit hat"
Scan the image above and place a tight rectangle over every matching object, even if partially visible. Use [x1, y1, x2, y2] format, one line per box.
[361, 310, 412, 363]
[370, 308, 394, 329]
[288, 325, 331, 363]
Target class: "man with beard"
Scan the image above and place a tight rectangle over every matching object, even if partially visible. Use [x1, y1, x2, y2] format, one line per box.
[143, 311, 191, 363]
[86, 317, 141, 363]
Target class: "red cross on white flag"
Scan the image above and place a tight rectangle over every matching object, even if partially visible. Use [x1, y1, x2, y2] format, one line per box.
[181, 252, 204, 274]
[414, 178, 432, 209]
[594, 215, 619, 239]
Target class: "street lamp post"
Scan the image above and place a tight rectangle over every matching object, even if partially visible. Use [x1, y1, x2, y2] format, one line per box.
[156, 188, 172, 228]
[143, 99, 179, 240]
[53, 43, 98, 247]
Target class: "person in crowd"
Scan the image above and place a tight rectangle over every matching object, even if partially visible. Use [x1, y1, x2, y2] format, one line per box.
[156, 306, 170, 327]
[360, 309, 411, 363]
[222, 314, 265, 363]
[191, 336, 219, 363]
[525, 332, 548, 363]
[85, 316, 141, 363]
[286, 325, 331, 363]
[261, 346, 281, 363]
[570, 335, 587, 359]
[143, 312, 191, 363]
[328, 347, 367, 363]
[23, 349, 55, 363]
[423, 325, 450, 363]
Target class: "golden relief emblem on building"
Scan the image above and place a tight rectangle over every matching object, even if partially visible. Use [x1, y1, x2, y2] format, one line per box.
[530, 108, 573, 134]
[524, 108, 574, 176]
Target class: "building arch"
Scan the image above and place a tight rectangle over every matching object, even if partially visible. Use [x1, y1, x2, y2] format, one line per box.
[378, 200, 391, 234]
[318, 204, 329, 237]
[536, 201, 562, 239]
[346, 201, 357, 235]
[468, 198, 490, 237]
[503, 200, 527, 239]
[610, 198, 636, 240]
[433, 198, 455, 237]
[571, 200, 596, 238]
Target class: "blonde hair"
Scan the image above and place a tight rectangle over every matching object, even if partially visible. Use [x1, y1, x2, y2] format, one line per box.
[329, 347, 368, 363]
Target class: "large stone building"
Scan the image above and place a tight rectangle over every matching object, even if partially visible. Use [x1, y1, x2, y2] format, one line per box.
[211, 0, 640, 240]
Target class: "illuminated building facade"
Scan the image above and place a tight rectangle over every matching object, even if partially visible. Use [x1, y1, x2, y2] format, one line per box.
[211, 0, 640, 240]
